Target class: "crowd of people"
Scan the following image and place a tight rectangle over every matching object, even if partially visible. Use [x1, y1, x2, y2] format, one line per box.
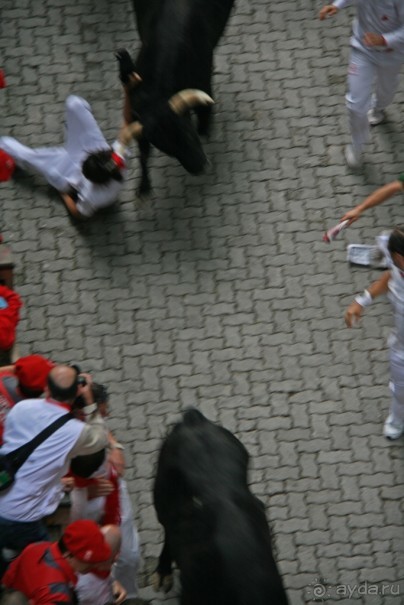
[0, 361, 140, 604]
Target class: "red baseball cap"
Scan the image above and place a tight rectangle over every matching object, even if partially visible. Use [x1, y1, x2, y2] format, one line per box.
[63, 520, 112, 563]
[0, 150, 15, 182]
[15, 354, 54, 394]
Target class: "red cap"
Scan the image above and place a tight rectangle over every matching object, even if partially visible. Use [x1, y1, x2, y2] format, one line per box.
[15, 354, 54, 394]
[0, 150, 15, 182]
[62, 520, 112, 563]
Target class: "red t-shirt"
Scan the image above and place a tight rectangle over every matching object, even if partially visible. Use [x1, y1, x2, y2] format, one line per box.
[2, 542, 78, 605]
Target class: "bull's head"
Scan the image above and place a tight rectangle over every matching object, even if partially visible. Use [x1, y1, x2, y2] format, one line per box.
[142, 89, 214, 175]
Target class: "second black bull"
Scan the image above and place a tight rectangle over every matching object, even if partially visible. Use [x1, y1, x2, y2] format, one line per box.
[127, 0, 236, 194]
[153, 409, 289, 605]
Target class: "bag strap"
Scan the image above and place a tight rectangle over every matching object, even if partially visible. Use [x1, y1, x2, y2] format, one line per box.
[6, 412, 74, 470]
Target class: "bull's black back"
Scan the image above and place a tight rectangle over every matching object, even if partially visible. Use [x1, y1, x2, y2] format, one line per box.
[132, 0, 235, 96]
[154, 409, 289, 605]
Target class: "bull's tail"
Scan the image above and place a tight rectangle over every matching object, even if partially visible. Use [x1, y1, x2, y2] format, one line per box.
[182, 407, 207, 426]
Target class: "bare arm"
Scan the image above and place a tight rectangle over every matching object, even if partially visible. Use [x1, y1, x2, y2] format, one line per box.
[342, 180, 404, 225]
[122, 74, 142, 125]
[60, 193, 86, 220]
[345, 270, 391, 327]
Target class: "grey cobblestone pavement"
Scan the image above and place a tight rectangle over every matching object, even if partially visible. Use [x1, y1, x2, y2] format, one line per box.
[1, 0, 404, 603]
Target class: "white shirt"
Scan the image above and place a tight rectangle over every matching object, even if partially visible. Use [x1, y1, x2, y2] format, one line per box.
[76, 571, 114, 605]
[0, 398, 108, 521]
[333, 0, 404, 59]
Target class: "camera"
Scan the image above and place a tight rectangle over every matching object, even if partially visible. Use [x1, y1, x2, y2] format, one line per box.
[77, 375, 87, 387]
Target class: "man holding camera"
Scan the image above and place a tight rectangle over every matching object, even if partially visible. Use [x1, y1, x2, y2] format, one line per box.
[0, 365, 109, 579]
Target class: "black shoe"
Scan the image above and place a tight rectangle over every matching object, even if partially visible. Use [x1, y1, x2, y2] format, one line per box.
[115, 48, 136, 85]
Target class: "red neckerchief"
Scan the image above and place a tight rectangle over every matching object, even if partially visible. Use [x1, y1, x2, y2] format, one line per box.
[91, 568, 111, 580]
[111, 152, 126, 170]
[102, 465, 121, 526]
[45, 397, 71, 412]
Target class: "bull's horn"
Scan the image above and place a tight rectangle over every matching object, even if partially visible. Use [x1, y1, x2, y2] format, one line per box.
[168, 89, 214, 114]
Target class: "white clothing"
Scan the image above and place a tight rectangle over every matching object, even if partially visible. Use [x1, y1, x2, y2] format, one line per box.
[76, 570, 114, 605]
[346, 48, 402, 151]
[0, 96, 128, 218]
[332, 0, 404, 152]
[0, 398, 108, 521]
[113, 479, 140, 598]
[386, 256, 404, 424]
[70, 475, 140, 598]
[375, 234, 404, 424]
[334, 0, 404, 58]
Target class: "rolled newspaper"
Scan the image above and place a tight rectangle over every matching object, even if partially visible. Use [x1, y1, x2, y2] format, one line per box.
[323, 220, 349, 243]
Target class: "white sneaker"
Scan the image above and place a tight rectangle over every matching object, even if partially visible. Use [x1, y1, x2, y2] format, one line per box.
[345, 144, 362, 169]
[368, 108, 386, 126]
[383, 414, 404, 440]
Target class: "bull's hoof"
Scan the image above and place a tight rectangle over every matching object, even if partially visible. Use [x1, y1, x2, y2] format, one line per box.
[134, 190, 151, 209]
[115, 48, 137, 85]
[152, 571, 173, 593]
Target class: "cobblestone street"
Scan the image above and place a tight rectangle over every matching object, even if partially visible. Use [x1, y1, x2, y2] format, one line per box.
[1, 0, 404, 603]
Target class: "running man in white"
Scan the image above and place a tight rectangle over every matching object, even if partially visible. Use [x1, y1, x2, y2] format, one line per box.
[0, 52, 141, 219]
[320, 1, 404, 169]
[345, 226, 404, 440]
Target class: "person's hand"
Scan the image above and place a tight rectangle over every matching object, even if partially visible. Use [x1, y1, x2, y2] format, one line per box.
[109, 447, 126, 477]
[319, 5, 338, 20]
[345, 302, 364, 327]
[87, 478, 114, 499]
[77, 372, 94, 406]
[61, 476, 75, 493]
[341, 208, 362, 225]
[112, 581, 127, 605]
[363, 32, 386, 47]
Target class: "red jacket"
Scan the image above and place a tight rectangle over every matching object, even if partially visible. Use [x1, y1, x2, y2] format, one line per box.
[2, 542, 78, 605]
[0, 285, 22, 350]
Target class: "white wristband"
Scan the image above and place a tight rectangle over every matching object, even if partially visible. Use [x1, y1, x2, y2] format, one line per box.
[354, 289, 373, 307]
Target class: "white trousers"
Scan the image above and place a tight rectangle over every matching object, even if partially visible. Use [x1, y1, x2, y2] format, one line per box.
[389, 346, 404, 425]
[113, 480, 140, 599]
[0, 95, 108, 192]
[346, 48, 402, 152]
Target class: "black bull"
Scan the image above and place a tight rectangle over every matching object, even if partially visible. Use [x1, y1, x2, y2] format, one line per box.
[129, 0, 235, 194]
[153, 409, 290, 605]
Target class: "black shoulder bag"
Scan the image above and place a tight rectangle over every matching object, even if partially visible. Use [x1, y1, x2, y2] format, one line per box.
[0, 412, 73, 492]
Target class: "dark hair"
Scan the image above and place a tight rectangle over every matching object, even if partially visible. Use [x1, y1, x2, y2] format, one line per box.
[82, 149, 123, 185]
[70, 449, 106, 478]
[388, 226, 404, 257]
[58, 536, 68, 555]
[19, 384, 43, 398]
[47, 372, 78, 403]
[92, 382, 109, 405]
